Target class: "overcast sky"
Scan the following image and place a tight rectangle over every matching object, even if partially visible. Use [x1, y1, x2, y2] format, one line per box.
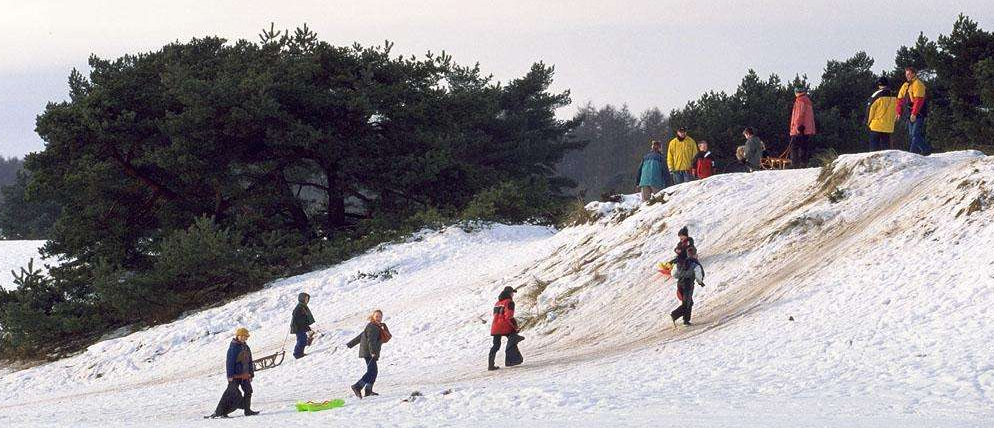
[2, 0, 993, 158]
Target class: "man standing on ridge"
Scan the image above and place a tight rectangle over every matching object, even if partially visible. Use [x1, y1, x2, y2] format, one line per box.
[867, 76, 897, 151]
[667, 127, 697, 185]
[897, 66, 931, 155]
[635, 140, 668, 202]
[789, 85, 816, 168]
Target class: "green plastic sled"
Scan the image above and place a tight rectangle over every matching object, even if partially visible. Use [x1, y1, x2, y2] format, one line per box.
[295, 399, 346, 412]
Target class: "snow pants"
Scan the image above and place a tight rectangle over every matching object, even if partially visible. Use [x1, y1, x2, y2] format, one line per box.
[670, 171, 692, 186]
[355, 356, 378, 388]
[293, 331, 308, 359]
[670, 279, 695, 324]
[869, 131, 891, 152]
[213, 379, 252, 416]
[908, 117, 931, 156]
[789, 134, 810, 168]
[489, 334, 510, 368]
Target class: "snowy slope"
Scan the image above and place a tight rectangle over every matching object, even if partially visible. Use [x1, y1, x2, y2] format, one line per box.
[1, 151, 993, 427]
[0, 240, 48, 291]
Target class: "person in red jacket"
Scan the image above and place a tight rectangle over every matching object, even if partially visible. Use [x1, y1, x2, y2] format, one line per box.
[488, 286, 518, 370]
[691, 140, 716, 179]
[789, 85, 816, 168]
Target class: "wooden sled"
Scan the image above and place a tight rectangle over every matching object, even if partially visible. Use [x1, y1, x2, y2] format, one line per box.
[761, 148, 792, 170]
[253, 350, 285, 371]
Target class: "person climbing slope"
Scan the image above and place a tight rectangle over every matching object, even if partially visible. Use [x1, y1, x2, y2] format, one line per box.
[488, 286, 521, 371]
[290, 292, 315, 359]
[206, 328, 260, 418]
[635, 140, 668, 202]
[346, 309, 391, 399]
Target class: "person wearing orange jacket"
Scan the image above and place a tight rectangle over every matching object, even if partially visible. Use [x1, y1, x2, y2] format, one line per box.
[867, 76, 897, 151]
[897, 66, 932, 155]
[789, 85, 816, 168]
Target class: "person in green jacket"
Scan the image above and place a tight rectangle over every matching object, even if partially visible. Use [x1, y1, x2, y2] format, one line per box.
[635, 140, 668, 202]
[666, 128, 698, 185]
[290, 292, 315, 359]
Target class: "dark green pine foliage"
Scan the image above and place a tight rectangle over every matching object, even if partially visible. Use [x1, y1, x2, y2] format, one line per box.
[1, 26, 580, 357]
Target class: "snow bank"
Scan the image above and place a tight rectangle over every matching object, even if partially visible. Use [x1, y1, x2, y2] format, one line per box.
[0, 240, 48, 291]
[1, 150, 993, 427]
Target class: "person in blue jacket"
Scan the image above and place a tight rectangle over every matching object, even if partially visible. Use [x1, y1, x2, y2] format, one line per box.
[206, 328, 259, 418]
[635, 140, 669, 202]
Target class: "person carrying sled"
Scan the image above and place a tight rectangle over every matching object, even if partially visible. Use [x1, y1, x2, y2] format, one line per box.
[635, 140, 669, 202]
[667, 128, 698, 185]
[488, 286, 523, 371]
[290, 292, 316, 359]
[206, 328, 260, 418]
[789, 85, 816, 168]
[347, 309, 391, 399]
[691, 140, 716, 180]
[867, 76, 897, 151]
[670, 246, 704, 327]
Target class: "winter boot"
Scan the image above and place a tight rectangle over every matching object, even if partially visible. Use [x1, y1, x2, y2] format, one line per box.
[488, 366, 500, 371]
[243, 396, 259, 416]
[351, 383, 364, 399]
[204, 414, 230, 419]
[364, 385, 379, 397]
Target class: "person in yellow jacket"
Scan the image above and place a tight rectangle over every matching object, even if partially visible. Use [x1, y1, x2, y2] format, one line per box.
[866, 76, 897, 151]
[666, 128, 697, 185]
[896, 66, 932, 155]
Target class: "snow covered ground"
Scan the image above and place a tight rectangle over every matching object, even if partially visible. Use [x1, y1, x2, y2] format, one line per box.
[0, 240, 47, 291]
[1, 150, 993, 427]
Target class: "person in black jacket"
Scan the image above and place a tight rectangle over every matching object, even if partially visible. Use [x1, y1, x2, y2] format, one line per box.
[206, 328, 259, 418]
[346, 309, 391, 398]
[290, 292, 315, 359]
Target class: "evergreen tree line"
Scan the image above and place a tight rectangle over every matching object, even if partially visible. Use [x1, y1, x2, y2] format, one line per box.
[560, 14, 994, 199]
[0, 26, 582, 357]
[669, 15, 994, 168]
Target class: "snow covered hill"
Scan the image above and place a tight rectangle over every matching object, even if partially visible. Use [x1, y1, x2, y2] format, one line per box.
[1, 150, 993, 427]
[0, 241, 48, 291]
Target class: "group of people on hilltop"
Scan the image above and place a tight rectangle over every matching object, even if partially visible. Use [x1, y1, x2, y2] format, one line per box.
[636, 129, 716, 201]
[636, 66, 932, 201]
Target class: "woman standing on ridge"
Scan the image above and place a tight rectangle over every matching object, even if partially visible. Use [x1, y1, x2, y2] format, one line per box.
[346, 309, 391, 399]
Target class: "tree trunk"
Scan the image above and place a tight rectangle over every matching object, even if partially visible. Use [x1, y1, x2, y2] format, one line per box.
[322, 163, 347, 232]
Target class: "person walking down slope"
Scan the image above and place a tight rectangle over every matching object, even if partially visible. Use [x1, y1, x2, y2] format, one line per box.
[867, 76, 898, 151]
[691, 140, 716, 180]
[635, 140, 668, 202]
[897, 66, 932, 156]
[789, 85, 816, 168]
[346, 310, 392, 399]
[206, 328, 260, 419]
[488, 286, 520, 371]
[739, 127, 764, 172]
[669, 247, 704, 327]
[290, 292, 316, 359]
[667, 128, 698, 185]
